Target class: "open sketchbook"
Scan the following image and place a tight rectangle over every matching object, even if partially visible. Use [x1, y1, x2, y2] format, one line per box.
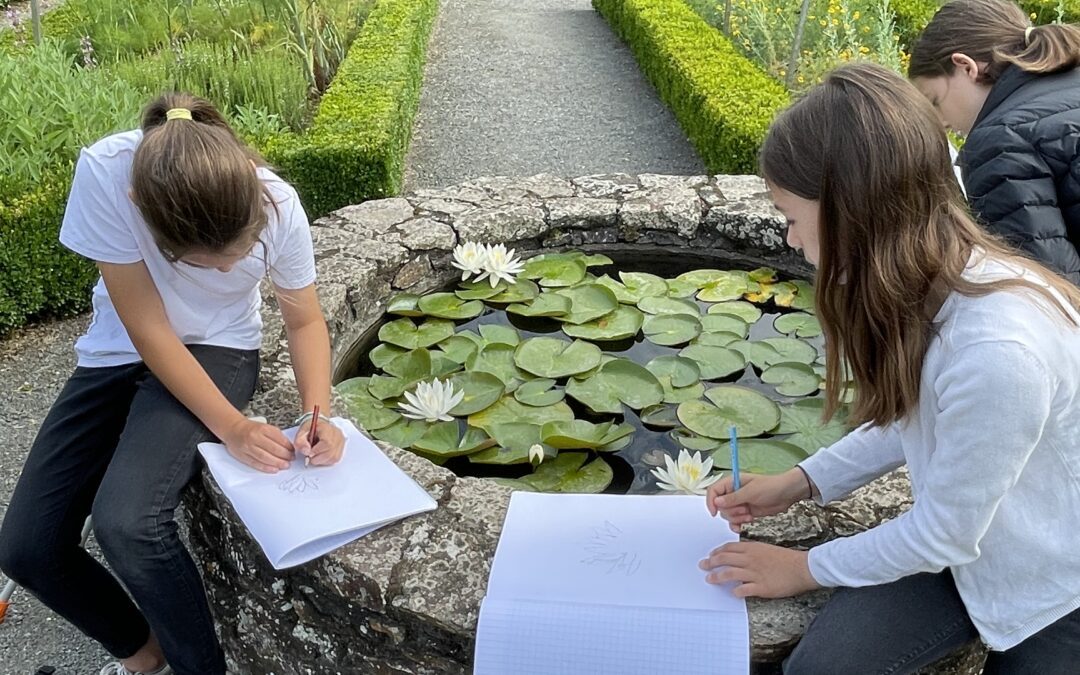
[474, 493, 749, 675]
[197, 418, 436, 569]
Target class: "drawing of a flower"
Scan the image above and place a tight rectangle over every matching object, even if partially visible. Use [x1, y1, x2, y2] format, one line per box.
[650, 449, 722, 495]
[479, 243, 526, 287]
[451, 241, 489, 281]
[399, 378, 464, 422]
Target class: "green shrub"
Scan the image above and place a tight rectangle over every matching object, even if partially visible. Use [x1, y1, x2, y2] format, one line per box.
[265, 0, 439, 216]
[595, 0, 789, 173]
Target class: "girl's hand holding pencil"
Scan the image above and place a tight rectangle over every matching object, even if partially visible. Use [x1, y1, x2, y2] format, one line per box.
[294, 414, 346, 468]
[706, 469, 816, 533]
[222, 417, 295, 473]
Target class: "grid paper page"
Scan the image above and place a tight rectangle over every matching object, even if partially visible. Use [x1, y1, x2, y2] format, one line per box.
[475, 598, 749, 675]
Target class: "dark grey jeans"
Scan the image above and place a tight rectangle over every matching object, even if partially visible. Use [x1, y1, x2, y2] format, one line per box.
[0, 345, 259, 675]
[784, 570, 1080, 674]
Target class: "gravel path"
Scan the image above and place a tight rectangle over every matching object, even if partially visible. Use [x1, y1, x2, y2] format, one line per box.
[404, 0, 705, 188]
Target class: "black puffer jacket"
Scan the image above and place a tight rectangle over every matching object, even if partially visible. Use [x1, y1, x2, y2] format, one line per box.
[960, 65, 1080, 285]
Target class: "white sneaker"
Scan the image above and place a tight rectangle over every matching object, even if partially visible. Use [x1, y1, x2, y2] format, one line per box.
[98, 663, 173, 675]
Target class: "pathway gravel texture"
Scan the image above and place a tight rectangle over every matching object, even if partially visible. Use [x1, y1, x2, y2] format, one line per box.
[404, 0, 705, 188]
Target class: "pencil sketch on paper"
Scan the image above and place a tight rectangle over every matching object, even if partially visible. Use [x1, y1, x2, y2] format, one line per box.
[278, 474, 321, 495]
[580, 520, 642, 576]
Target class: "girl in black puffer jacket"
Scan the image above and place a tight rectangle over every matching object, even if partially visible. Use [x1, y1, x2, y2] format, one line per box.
[910, 0, 1080, 286]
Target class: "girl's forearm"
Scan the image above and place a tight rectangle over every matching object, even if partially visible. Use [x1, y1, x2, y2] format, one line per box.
[285, 318, 332, 417]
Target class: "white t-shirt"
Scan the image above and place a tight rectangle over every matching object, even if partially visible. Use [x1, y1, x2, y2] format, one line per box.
[800, 253, 1080, 650]
[59, 130, 316, 367]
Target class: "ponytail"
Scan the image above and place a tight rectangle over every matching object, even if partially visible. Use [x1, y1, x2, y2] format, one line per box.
[909, 0, 1080, 84]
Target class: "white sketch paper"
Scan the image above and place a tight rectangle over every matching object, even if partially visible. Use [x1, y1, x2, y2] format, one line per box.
[475, 492, 750, 674]
[197, 418, 436, 569]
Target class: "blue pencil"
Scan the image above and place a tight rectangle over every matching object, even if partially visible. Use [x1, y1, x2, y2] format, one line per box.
[730, 426, 741, 490]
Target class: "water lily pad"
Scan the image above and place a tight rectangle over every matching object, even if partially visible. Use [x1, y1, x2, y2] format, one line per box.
[671, 428, 721, 452]
[640, 404, 680, 428]
[678, 344, 747, 380]
[761, 362, 821, 397]
[698, 272, 755, 302]
[707, 300, 763, 323]
[749, 267, 778, 284]
[367, 374, 409, 400]
[383, 348, 433, 381]
[522, 256, 587, 287]
[371, 418, 430, 448]
[662, 380, 706, 404]
[495, 452, 612, 493]
[447, 371, 506, 415]
[455, 280, 508, 300]
[582, 253, 614, 267]
[693, 332, 742, 347]
[700, 314, 749, 337]
[746, 281, 797, 305]
[619, 272, 669, 301]
[436, 335, 479, 364]
[479, 324, 520, 346]
[775, 398, 849, 453]
[417, 293, 485, 320]
[387, 293, 423, 316]
[643, 314, 702, 346]
[541, 419, 617, 449]
[468, 343, 527, 386]
[728, 340, 781, 369]
[787, 280, 815, 311]
[336, 377, 401, 431]
[677, 385, 781, 438]
[645, 355, 701, 388]
[468, 422, 548, 465]
[565, 359, 664, 413]
[554, 284, 619, 324]
[774, 312, 822, 338]
[594, 275, 635, 304]
[514, 337, 603, 378]
[513, 378, 565, 406]
[710, 439, 807, 474]
[468, 396, 575, 434]
[665, 279, 701, 298]
[488, 279, 540, 304]
[675, 269, 727, 288]
[412, 422, 492, 458]
[637, 296, 700, 316]
[378, 318, 455, 350]
[562, 305, 644, 341]
[506, 292, 572, 317]
[369, 343, 406, 369]
[761, 337, 818, 365]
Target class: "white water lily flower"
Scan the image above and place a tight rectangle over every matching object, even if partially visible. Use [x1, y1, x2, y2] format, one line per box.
[451, 241, 489, 281]
[528, 443, 545, 464]
[399, 378, 465, 422]
[650, 449, 722, 495]
[479, 243, 526, 287]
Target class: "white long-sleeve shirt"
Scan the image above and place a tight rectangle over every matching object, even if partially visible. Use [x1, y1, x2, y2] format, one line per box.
[799, 253, 1080, 650]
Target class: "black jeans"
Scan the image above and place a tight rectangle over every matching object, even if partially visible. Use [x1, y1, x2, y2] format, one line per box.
[784, 570, 1080, 674]
[0, 345, 258, 675]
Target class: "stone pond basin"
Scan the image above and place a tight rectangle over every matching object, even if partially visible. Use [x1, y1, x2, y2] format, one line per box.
[182, 174, 986, 674]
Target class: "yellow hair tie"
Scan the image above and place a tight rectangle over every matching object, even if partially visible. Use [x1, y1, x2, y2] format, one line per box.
[165, 108, 193, 121]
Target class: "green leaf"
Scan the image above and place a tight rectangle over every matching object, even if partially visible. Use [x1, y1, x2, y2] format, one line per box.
[412, 422, 491, 458]
[677, 385, 781, 439]
[468, 343, 527, 386]
[775, 399, 850, 453]
[693, 332, 743, 347]
[789, 280, 815, 311]
[728, 340, 782, 369]
[643, 314, 702, 346]
[761, 362, 821, 397]
[707, 300, 763, 323]
[618, 271, 669, 301]
[645, 355, 701, 388]
[640, 403, 680, 428]
[514, 378, 566, 406]
[554, 284, 620, 324]
[506, 292, 572, 317]
[495, 452, 612, 493]
[748, 267, 778, 284]
[541, 419, 616, 449]
[335, 377, 401, 431]
[383, 348, 433, 381]
[774, 312, 822, 338]
[479, 324, 521, 346]
[697, 272, 754, 302]
[594, 274, 635, 304]
[562, 305, 645, 341]
[436, 335, 479, 364]
[678, 344, 747, 380]
[637, 295, 700, 316]
[368, 375, 409, 400]
[468, 396, 576, 434]
[469, 423, 548, 464]
[582, 253, 614, 267]
[665, 279, 701, 298]
[761, 338, 818, 365]
[675, 269, 727, 288]
[514, 337, 603, 378]
[700, 314, 749, 337]
[456, 280, 507, 300]
[564, 359, 664, 413]
[711, 439, 808, 474]
[369, 343, 406, 369]
[387, 293, 423, 316]
[447, 371, 506, 415]
[662, 380, 706, 404]
[371, 418, 430, 448]
[417, 293, 485, 320]
[378, 318, 456, 349]
[746, 281, 797, 305]
[488, 278, 541, 304]
[522, 256, 587, 287]
[671, 428, 722, 452]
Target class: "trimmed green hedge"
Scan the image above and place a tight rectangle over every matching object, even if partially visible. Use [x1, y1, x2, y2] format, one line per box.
[265, 0, 438, 217]
[593, 0, 789, 174]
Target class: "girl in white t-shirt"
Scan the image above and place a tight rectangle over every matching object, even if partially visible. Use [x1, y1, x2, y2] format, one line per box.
[699, 63, 1080, 673]
[0, 93, 345, 675]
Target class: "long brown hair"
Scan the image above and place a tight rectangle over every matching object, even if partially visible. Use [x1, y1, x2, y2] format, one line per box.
[760, 62, 1080, 427]
[909, 0, 1080, 83]
[130, 92, 273, 262]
